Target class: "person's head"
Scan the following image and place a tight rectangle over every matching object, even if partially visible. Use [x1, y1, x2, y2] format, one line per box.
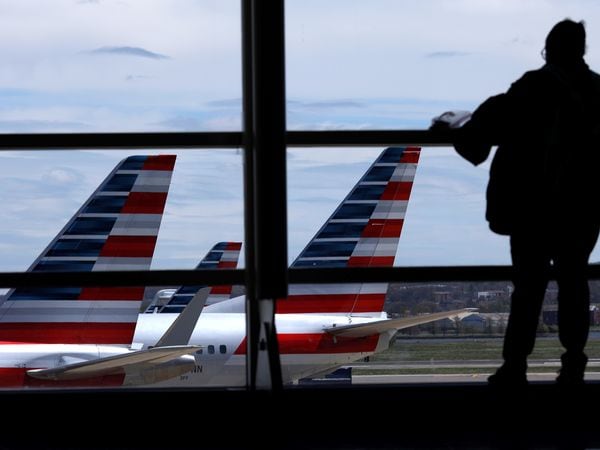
[544, 19, 586, 65]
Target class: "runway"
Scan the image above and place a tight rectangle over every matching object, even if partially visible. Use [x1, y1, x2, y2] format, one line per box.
[352, 372, 600, 384]
[350, 359, 600, 384]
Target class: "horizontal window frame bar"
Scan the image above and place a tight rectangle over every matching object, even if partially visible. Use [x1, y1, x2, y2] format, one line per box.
[0, 130, 458, 150]
[2, 265, 600, 289]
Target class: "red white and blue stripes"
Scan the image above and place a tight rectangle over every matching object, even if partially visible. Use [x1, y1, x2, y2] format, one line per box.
[150, 241, 242, 313]
[0, 155, 176, 344]
[203, 242, 242, 305]
[285, 147, 420, 315]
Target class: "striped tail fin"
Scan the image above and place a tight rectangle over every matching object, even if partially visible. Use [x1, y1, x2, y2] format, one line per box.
[282, 147, 420, 315]
[0, 155, 176, 344]
[147, 241, 242, 314]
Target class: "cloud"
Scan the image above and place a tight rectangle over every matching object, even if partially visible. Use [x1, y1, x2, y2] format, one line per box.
[154, 116, 202, 131]
[206, 99, 242, 108]
[87, 46, 170, 60]
[125, 74, 151, 82]
[425, 51, 471, 58]
[41, 168, 81, 186]
[287, 97, 475, 131]
[152, 114, 241, 131]
[207, 98, 363, 112]
[0, 120, 90, 132]
[301, 100, 365, 109]
[202, 116, 242, 131]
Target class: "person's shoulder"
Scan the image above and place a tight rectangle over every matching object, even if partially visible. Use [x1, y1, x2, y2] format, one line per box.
[589, 69, 600, 84]
[583, 69, 600, 96]
[518, 67, 551, 83]
[507, 67, 547, 93]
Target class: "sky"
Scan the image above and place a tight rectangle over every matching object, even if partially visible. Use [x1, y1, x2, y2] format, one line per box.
[1, 0, 600, 274]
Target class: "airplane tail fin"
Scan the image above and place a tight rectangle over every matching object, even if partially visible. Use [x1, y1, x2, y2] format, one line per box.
[283, 147, 420, 315]
[0, 155, 176, 344]
[145, 241, 242, 314]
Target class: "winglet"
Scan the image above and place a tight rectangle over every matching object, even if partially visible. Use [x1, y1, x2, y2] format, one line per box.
[153, 287, 210, 348]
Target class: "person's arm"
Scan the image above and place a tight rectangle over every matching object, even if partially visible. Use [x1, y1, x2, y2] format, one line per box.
[453, 93, 508, 166]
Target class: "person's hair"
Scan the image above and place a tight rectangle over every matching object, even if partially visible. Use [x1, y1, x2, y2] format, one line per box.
[544, 19, 586, 64]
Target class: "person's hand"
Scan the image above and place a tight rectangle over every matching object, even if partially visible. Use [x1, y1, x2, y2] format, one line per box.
[430, 110, 472, 130]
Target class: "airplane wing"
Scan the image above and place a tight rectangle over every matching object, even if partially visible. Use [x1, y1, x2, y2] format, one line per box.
[31, 288, 210, 382]
[26, 345, 200, 381]
[323, 308, 476, 338]
[153, 287, 209, 348]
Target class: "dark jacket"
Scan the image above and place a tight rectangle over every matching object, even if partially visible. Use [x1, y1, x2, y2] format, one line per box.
[455, 62, 600, 235]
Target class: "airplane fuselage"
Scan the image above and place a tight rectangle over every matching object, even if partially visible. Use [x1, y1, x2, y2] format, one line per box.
[0, 312, 394, 388]
[132, 312, 394, 387]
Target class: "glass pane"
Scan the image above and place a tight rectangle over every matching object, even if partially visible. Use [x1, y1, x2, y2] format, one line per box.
[0, 150, 246, 389]
[286, 146, 600, 386]
[288, 147, 508, 267]
[0, 1, 241, 132]
[286, 0, 600, 129]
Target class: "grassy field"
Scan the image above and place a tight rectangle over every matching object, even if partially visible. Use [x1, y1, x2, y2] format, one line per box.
[354, 335, 600, 375]
[374, 335, 600, 362]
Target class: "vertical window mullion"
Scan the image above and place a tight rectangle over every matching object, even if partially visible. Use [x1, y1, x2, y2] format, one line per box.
[242, 0, 287, 390]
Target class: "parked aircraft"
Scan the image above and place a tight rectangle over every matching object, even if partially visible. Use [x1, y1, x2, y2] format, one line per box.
[129, 146, 473, 387]
[143, 241, 242, 314]
[0, 155, 202, 387]
[0, 147, 472, 388]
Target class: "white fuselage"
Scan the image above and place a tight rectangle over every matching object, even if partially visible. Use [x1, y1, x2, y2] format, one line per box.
[0, 311, 394, 388]
[131, 312, 394, 387]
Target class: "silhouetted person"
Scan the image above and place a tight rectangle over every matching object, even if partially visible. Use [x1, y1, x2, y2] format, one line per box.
[451, 19, 600, 385]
